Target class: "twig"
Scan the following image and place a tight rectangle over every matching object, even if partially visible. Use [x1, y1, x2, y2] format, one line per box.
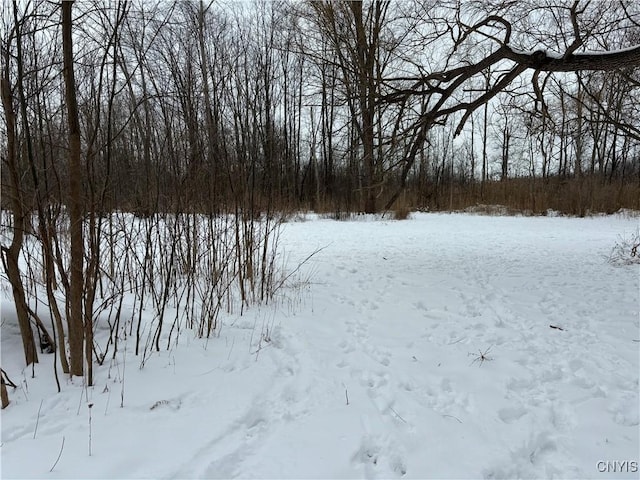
[49, 436, 65, 472]
[76, 378, 85, 415]
[227, 337, 235, 361]
[250, 341, 272, 359]
[442, 414, 463, 424]
[121, 344, 126, 408]
[21, 372, 29, 401]
[88, 403, 94, 456]
[389, 406, 407, 424]
[33, 399, 43, 439]
[469, 346, 493, 366]
[104, 388, 111, 416]
[273, 245, 327, 292]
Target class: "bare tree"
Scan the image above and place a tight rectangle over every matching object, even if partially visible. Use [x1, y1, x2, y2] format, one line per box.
[306, 1, 397, 212]
[382, 0, 640, 209]
[62, 0, 84, 379]
[1, 8, 38, 366]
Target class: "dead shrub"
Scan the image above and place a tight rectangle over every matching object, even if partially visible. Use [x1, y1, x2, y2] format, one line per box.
[609, 229, 640, 266]
[391, 201, 412, 220]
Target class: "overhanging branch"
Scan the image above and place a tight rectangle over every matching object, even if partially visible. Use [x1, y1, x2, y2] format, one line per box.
[504, 45, 640, 73]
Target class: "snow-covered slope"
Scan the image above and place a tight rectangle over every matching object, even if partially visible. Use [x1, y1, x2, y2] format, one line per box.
[2, 213, 638, 479]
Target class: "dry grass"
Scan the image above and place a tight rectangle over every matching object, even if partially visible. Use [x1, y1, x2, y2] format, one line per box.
[217, 174, 639, 219]
[390, 197, 412, 220]
[405, 175, 639, 216]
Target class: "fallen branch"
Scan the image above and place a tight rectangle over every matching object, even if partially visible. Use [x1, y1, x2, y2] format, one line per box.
[1, 368, 17, 388]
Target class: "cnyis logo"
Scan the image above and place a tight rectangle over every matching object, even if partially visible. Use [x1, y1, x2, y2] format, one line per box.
[596, 461, 639, 473]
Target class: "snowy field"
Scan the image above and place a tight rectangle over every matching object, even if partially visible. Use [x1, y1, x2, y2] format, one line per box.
[1, 212, 639, 479]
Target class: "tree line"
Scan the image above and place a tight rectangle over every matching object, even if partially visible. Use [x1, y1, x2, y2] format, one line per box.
[3, 1, 639, 217]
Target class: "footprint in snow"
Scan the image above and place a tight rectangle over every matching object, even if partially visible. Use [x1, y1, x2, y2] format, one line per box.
[338, 339, 356, 354]
[420, 377, 472, 417]
[356, 369, 389, 391]
[608, 394, 640, 426]
[498, 405, 528, 424]
[413, 300, 428, 311]
[336, 359, 349, 369]
[346, 319, 369, 340]
[482, 431, 561, 479]
[149, 398, 182, 412]
[352, 435, 407, 478]
[363, 343, 392, 366]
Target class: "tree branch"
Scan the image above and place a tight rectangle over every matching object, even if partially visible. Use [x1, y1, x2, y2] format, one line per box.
[504, 44, 640, 72]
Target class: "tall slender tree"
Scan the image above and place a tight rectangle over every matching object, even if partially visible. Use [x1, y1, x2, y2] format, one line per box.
[62, 0, 84, 379]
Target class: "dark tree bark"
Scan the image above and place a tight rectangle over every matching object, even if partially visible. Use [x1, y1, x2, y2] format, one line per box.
[1, 33, 38, 366]
[1, 375, 9, 409]
[62, 0, 85, 379]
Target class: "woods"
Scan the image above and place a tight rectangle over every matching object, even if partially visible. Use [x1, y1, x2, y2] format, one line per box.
[1, 0, 639, 389]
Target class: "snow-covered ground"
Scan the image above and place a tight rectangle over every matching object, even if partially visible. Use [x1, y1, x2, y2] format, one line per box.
[2, 212, 639, 479]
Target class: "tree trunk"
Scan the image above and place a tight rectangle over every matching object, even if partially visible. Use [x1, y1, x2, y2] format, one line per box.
[501, 125, 510, 181]
[62, 1, 84, 378]
[351, 1, 377, 213]
[1, 376, 8, 409]
[1, 32, 38, 367]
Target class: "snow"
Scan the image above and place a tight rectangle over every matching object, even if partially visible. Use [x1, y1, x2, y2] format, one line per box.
[2, 212, 639, 479]
[578, 45, 640, 56]
[506, 44, 640, 59]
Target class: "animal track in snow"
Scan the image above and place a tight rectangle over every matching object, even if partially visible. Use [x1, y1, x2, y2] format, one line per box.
[498, 406, 528, 423]
[352, 434, 408, 478]
[338, 339, 356, 354]
[417, 377, 472, 419]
